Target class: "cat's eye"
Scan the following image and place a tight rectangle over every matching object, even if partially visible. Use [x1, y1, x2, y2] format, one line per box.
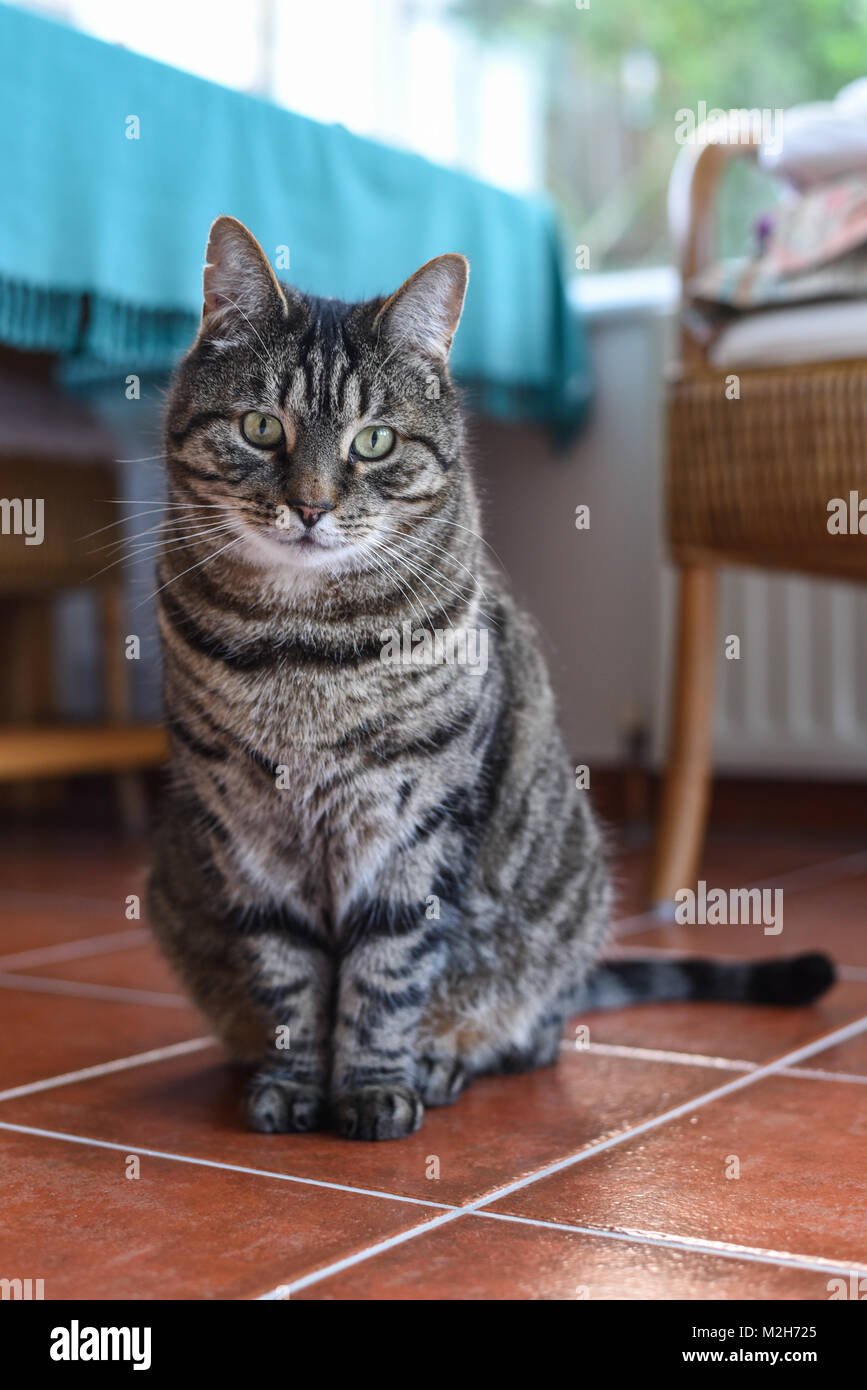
[241, 411, 284, 448]
[351, 425, 395, 461]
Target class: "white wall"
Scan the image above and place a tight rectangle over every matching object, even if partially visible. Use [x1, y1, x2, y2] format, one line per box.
[473, 298, 671, 767]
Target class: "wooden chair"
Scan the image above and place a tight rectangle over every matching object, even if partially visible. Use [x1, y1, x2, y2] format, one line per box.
[0, 351, 167, 811]
[649, 119, 867, 905]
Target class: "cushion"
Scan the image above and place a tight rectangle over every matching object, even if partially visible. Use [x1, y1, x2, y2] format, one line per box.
[708, 300, 867, 369]
[759, 79, 867, 189]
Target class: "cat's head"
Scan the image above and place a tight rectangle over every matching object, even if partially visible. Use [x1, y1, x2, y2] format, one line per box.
[165, 216, 469, 576]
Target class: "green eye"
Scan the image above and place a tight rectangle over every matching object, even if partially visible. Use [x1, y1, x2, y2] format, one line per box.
[351, 425, 395, 461]
[241, 412, 283, 448]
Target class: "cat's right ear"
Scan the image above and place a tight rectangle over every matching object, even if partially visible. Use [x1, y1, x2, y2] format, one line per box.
[199, 216, 289, 338]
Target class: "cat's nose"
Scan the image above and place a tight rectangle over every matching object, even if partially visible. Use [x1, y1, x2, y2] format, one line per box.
[290, 502, 334, 529]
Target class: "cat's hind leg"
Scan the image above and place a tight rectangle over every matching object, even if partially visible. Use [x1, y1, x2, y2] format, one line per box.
[486, 1014, 564, 1076]
[415, 1051, 469, 1108]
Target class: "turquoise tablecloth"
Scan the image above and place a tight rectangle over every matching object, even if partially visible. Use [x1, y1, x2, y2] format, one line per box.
[0, 2, 591, 427]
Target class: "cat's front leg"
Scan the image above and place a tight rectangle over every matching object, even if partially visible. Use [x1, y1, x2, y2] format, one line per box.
[240, 907, 334, 1135]
[331, 896, 449, 1141]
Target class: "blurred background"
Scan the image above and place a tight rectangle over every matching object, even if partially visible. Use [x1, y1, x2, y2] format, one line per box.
[3, 0, 867, 860]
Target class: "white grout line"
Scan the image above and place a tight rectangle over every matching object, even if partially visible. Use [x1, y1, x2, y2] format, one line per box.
[2, 1109, 859, 1296]
[1, 1014, 864, 1298]
[257, 1212, 467, 1299]
[561, 1040, 867, 1087]
[0, 890, 136, 917]
[256, 1009, 867, 1298]
[0, 1118, 456, 1212]
[785, 1065, 867, 1085]
[0, 972, 189, 1009]
[611, 909, 672, 937]
[0, 1037, 214, 1103]
[472, 1211, 867, 1278]
[613, 846, 867, 940]
[565, 1040, 755, 1072]
[478, 1012, 867, 1207]
[743, 847, 867, 894]
[1, 988, 864, 1297]
[0, 928, 149, 971]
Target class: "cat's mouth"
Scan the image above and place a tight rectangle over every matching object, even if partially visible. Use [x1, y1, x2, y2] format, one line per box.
[238, 518, 362, 574]
[269, 527, 342, 552]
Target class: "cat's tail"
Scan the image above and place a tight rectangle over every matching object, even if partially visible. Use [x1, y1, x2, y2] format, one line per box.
[577, 951, 835, 1011]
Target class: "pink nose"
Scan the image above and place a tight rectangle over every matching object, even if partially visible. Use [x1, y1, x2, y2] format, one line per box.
[291, 503, 333, 529]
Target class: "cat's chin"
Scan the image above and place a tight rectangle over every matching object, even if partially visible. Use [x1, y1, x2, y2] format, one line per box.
[238, 524, 364, 577]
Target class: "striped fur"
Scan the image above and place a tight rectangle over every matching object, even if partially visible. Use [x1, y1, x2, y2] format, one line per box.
[148, 217, 832, 1141]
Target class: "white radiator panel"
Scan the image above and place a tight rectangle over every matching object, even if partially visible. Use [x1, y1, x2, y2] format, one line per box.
[712, 570, 867, 777]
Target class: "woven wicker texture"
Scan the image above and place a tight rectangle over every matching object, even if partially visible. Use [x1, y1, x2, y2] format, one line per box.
[667, 359, 867, 580]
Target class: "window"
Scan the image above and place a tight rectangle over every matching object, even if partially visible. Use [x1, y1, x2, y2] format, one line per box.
[23, 0, 867, 269]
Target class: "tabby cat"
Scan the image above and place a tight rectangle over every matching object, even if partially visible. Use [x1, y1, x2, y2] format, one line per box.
[148, 216, 834, 1140]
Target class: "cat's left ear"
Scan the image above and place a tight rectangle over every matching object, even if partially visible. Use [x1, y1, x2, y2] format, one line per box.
[200, 215, 289, 337]
[374, 254, 469, 362]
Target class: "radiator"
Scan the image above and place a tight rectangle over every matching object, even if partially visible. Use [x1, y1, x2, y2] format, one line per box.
[709, 569, 867, 778]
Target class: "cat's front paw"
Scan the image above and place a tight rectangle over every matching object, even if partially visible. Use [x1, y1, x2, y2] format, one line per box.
[332, 1084, 424, 1141]
[244, 1073, 327, 1134]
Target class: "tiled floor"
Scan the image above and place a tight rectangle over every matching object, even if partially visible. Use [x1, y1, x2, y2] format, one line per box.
[1, 822, 865, 1300]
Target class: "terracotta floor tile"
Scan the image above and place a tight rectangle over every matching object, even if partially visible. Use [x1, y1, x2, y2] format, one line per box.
[18, 942, 184, 996]
[0, 1127, 431, 1300]
[2, 821, 863, 1300]
[694, 842, 847, 886]
[0, 907, 143, 960]
[0, 990, 201, 1092]
[611, 842, 844, 926]
[623, 870, 867, 966]
[293, 1215, 836, 1301]
[569, 981, 867, 1066]
[0, 1047, 725, 1207]
[803, 1030, 867, 1079]
[0, 839, 147, 899]
[488, 1074, 867, 1268]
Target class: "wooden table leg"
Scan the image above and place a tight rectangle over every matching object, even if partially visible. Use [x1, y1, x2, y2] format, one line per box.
[101, 588, 149, 832]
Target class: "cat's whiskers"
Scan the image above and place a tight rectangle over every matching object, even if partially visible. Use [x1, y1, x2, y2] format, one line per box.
[85, 522, 240, 582]
[358, 539, 436, 638]
[372, 538, 456, 631]
[378, 518, 482, 598]
[78, 502, 228, 543]
[90, 515, 233, 555]
[114, 454, 167, 464]
[363, 547, 435, 639]
[392, 525, 490, 601]
[406, 513, 507, 569]
[141, 532, 248, 608]
[375, 528, 500, 628]
[130, 523, 239, 558]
